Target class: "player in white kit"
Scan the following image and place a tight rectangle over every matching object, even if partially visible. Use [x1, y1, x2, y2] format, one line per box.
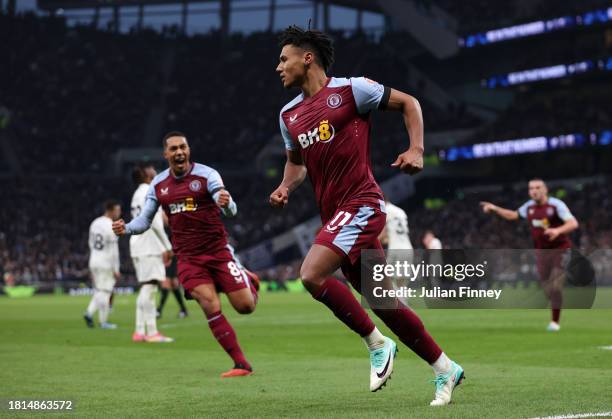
[380, 199, 413, 251]
[84, 200, 122, 329]
[130, 163, 174, 343]
[379, 199, 414, 285]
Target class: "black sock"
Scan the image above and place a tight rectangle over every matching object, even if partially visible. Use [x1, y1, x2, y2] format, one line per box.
[158, 288, 169, 312]
[173, 288, 188, 313]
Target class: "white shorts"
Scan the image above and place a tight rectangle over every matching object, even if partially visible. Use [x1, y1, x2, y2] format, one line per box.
[132, 255, 165, 283]
[91, 268, 116, 293]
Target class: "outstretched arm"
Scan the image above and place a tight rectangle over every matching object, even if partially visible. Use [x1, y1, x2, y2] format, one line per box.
[270, 150, 306, 208]
[113, 196, 159, 236]
[480, 201, 520, 221]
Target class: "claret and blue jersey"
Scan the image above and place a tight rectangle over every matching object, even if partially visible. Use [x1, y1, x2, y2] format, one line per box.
[518, 197, 574, 249]
[125, 163, 232, 256]
[279, 76, 391, 223]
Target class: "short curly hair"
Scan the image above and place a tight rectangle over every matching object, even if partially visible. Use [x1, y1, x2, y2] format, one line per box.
[278, 25, 335, 72]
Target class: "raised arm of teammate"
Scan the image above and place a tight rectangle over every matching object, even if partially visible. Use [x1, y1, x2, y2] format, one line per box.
[113, 192, 159, 236]
[269, 149, 307, 208]
[480, 201, 520, 221]
[385, 89, 424, 175]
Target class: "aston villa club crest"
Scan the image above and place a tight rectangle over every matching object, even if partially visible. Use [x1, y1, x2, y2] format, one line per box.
[189, 180, 202, 192]
[547, 207, 554, 216]
[327, 93, 342, 109]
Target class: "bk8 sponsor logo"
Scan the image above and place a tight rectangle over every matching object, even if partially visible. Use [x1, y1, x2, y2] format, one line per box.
[169, 197, 198, 214]
[297, 120, 335, 149]
[531, 218, 550, 229]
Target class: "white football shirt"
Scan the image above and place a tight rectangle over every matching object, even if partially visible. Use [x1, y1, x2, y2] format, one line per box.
[88, 216, 120, 272]
[129, 183, 172, 257]
[385, 202, 413, 250]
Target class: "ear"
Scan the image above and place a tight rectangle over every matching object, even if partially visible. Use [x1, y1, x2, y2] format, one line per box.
[304, 51, 314, 66]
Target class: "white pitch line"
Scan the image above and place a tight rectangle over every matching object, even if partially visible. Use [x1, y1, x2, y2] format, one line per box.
[598, 346, 612, 350]
[528, 412, 612, 419]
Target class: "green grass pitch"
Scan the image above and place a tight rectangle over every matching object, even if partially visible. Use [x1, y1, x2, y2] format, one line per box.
[1, 291, 611, 418]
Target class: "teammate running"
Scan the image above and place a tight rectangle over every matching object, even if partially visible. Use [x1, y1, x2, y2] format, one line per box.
[113, 132, 259, 377]
[481, 178, 579, 331]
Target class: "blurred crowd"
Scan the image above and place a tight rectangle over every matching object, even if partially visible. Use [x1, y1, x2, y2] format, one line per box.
[480, 85, 612, 140]
[407, 180, 612, 251]
[0, 13, 163, 173]
[432, 0, 612, 33]
[1, 12, 610, 286]
[0, 177, 130, 285]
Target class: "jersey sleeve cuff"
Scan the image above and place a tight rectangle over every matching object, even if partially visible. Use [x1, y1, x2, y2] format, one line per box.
[378, 86, 391, 110]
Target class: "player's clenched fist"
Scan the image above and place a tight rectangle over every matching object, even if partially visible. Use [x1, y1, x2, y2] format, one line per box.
[480, 201, 496, 213]
[215, 190, 231, 208]
[269, 186, 289, 208]
[391, 148, 423, 175]
[112, 219, 127, 236]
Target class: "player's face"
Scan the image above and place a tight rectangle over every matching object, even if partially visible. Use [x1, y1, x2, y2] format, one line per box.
[277, 45, 309, 88]
[164, 136, 191, 175]
[528, 180, 547, 202]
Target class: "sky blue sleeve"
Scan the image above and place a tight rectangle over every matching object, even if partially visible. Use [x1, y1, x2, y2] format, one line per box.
[350, 77, 387, 114]
[208, 168, 237, 217]
[279, 113, 294, 150]
[125, 185, 159, 234]
[206, 168, 225, 194]
[550, 198, 574, 221]
[517, 201, 531, 219]
[212, 190, 238, 217]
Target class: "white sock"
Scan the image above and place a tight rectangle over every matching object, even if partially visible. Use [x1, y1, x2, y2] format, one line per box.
[363, 327, 386, 351]
[135, 288, 146, 335]
[86, 294, 98, 317]
[97, 291, 110, 324]
[141, 284, 158, 336]
[431, 352, 452, 375]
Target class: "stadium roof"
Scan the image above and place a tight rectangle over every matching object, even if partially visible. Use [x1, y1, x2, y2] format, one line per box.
[37, 0, 384, 14]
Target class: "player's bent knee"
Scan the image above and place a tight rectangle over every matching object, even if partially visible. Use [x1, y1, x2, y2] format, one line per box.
[190, 289, 220, 313]
[234, 301, 255, 315]
[199, 299, 221, 315]
[300, 269, 326, 293]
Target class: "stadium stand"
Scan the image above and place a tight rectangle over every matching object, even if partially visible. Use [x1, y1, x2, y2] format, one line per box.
[1, 10, 610, 286]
